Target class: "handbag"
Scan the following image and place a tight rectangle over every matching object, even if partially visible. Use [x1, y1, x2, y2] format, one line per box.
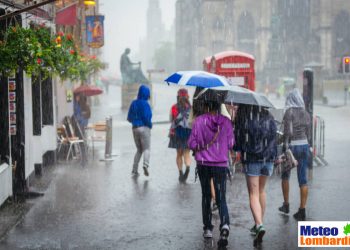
[281, 148, 298, 173]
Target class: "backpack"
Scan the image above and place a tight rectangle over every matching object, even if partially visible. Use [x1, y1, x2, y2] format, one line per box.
[244, 111, 276, 158]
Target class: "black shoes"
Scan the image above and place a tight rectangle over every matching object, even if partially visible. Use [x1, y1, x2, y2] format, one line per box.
[183, 166, 190, 182]
[278, 202, 290, 214]
[293, 208, 306, 221]
[143, 166, 149, 176]
[179, 167, 190, 183]
[178, 170, 184, 182]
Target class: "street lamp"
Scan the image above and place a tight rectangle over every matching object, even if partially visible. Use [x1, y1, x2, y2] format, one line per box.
[84, 0, 96, 6]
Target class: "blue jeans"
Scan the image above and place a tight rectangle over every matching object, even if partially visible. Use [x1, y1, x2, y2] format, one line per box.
[281, 144, 309, 186]
[245, 162, 274, 177]
[197, 165, 230, 231]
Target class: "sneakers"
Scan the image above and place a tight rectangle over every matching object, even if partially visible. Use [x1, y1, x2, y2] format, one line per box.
[293, 208, 306, 221]
[217, 225, 229, 247]
[143, 166, 149, 176]
[131, 170, 140, 177]
[211, 202, 218, 212]
[183, 166, 190, 182]
[203, 229, 213, 238]
[250, 225, 257, 235]
[253, 225, 266, 247]
[279, 202, 290, 214]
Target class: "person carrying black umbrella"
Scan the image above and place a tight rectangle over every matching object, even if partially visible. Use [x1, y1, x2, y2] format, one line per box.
[234, 104, 277, 247]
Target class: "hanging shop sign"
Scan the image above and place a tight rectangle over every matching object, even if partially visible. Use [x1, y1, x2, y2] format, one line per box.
[8, 78, 17, 135]
[86, 15, 105, 48]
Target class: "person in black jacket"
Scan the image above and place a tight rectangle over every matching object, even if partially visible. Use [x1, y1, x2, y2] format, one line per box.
[234, 105, 277, 246]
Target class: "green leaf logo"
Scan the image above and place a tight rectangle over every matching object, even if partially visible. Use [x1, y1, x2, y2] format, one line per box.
[344, 223, 350, 236]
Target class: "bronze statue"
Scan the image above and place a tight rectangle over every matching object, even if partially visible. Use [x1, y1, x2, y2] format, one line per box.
[120, 48, 149, 84]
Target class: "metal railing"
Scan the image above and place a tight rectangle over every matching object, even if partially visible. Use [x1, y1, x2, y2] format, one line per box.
[313, 115, 327, 166]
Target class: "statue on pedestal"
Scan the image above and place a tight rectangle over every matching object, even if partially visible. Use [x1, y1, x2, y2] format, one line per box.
[120, 48, 149, 84]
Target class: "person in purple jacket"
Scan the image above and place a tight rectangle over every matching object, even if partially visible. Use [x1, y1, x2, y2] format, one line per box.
[188, 99, 234, 248]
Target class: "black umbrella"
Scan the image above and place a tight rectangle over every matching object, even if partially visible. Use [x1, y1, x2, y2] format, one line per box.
[213, 86, 275, 108]
[193, 87, 227, 103]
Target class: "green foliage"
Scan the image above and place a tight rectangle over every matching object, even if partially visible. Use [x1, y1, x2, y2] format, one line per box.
[344, 224, 350, 235]
[0, 25, 106, 82]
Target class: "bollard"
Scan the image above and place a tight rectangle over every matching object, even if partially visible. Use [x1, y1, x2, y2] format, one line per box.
[100, 116, 116, 162]
[345, 86, 349, 106]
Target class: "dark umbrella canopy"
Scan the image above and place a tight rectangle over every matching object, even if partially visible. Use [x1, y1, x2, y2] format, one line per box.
[213, 86, 275, 108]
[193, 87, 227, 103]
[74, 85, 103, 97]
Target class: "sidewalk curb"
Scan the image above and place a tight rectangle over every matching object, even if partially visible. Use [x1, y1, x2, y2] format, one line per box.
[0, 201, 32, 241]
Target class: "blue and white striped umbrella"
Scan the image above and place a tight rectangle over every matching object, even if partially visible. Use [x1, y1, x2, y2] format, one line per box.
[165, 71, 230, 88]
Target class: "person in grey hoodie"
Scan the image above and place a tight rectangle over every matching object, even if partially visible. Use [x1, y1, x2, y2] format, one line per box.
[188, 99, 234, 248]
[279, 88, 311, 221]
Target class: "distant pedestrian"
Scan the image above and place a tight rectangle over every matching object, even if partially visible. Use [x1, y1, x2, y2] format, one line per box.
[73, 93, 90, 166]
[234, 105, 277, 247]
[168, 88, 192, 182]
[127, 85, 152, 177]
[188, 98, 234, 248]
[74, 93, 90, 131]
[279, 88, 311, 221]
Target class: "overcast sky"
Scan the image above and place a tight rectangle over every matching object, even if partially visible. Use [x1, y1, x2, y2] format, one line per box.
[99, 0, 176, 76]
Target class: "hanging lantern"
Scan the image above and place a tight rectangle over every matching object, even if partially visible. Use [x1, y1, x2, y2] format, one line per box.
[84, 0, 96, 6]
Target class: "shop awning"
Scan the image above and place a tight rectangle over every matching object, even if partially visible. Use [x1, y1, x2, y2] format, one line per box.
[55, 3, 77, 26]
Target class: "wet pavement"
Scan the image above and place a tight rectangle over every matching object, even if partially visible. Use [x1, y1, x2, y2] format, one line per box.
[0, 84, 350, 250]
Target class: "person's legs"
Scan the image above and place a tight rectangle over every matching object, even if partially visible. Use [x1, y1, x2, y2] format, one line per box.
[184, 149, 191, 166]
[176, 149, 184, 171]
[182, 149, 191, 181]
[197, 166, 213, 234]
[259, 176, 268, 220]
[294, 145, 309, 220]
[246, 175, 263, 225]
[212, 167, 230, 247]
[210, 179, 217, 210]
[259, 162, 273, 220]
[212, 168, 229, 228]
[176, 149, 184, 181]
[300, 186, 308, 209]
[279, 170, 291, 213]
[132, 128, 143, 173]
[139, 127, 151, 176]
[296, 145, 309, 209]
[282, 180, 290, 203]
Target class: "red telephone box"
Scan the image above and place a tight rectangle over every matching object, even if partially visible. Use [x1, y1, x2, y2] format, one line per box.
[203, 51, 255, 91]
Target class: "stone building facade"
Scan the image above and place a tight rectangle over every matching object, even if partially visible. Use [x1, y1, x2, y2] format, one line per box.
[176, 0, 350, 85]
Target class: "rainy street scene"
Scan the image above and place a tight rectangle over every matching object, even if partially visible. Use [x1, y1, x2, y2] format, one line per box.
[1, 1, 350, 250]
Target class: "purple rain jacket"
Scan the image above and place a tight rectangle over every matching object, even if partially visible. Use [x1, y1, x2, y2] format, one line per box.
[188, 113, 235, 167]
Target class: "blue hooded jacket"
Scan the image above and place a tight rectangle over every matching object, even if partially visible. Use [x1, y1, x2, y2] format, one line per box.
[127, 85, 152, 128]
